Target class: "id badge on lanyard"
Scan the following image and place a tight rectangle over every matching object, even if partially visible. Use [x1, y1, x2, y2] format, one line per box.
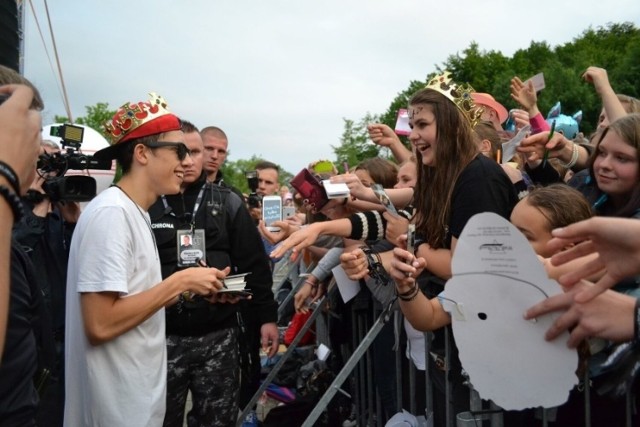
[177, 229, 206, 267]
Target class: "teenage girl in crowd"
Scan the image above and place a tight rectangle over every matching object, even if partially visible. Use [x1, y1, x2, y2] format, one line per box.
[394, 113, 640, 427]
[277, 73, 519, 425]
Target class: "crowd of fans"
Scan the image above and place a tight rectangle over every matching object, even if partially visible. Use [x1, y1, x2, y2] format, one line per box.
[0, 62, 640, 427]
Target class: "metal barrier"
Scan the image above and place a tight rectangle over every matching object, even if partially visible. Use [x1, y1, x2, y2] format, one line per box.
[302, 297, 396, 426]
[236, 278, 335, 426]
[276, 260, 317, 320]
[252, 266, 639, 427]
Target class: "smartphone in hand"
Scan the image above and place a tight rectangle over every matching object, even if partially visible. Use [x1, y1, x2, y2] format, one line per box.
[283, 206, 296, 219]
[406, 224, 416, 261]
[262, 195, 282, 231]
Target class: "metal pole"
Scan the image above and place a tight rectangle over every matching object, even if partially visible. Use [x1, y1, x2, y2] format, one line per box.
[276, 261, 316, 318]
[302, 301, 396, 427]
[445, 327, 452, 427]
[237, 281, 335, 426]
[425, 331, 433, 420]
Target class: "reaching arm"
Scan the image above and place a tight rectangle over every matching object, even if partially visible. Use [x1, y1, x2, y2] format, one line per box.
[525, 281, 637, 347]
[546, 217, 640, 302]
[583, 66, 627, 124]
[388, 247, 451, 331]
[367, 123, 412, 163]
[81, 267, 227, 345]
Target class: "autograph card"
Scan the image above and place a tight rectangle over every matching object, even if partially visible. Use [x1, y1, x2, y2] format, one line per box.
[525, 73, 545, 92]
[371, 184, 398, 217]
[501, 125, 531, 164]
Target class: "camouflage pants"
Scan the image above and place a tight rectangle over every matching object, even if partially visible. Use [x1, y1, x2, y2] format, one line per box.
[163, 327, 240, 427]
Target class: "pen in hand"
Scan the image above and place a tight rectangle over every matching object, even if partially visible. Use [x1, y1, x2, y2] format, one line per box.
[542, 120, 556, 168]
[196, 257, 228, 289]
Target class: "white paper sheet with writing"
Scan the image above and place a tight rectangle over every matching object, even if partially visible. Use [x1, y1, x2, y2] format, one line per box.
[332, 265, 361, 303]
[441, 212, 577, 410]
[501, 124, 531, 164]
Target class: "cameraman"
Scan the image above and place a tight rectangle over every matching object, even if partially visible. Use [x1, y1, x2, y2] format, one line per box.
[13, 139, 80, 426]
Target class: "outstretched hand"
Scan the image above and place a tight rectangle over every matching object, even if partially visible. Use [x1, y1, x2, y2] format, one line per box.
[510, 77, 539, 115]
[582, 66, 611, 96]
[368, 123, 401, 148]
[524, 280, 636, 347]
[547, 217, 640, 302]
[270, 224, 320, 260]
[258, 220, 297, 245]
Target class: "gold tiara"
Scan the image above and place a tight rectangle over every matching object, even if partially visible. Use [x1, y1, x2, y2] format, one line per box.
[426, 71, 484, 128]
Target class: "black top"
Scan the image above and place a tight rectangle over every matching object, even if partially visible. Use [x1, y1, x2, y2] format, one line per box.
[13, 205, 74, 335]
[447, 154, 519, 247]
[149, 173, 277, 336]
[0, 242, 40, 426]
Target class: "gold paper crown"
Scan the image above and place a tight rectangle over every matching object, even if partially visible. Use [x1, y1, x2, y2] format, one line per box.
[104, 92, 176, 145]
[425, 72, 484, 128]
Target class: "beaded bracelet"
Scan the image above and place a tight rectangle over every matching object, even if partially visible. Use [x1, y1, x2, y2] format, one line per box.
[0, 184, 24, 223]
[0, 161, 21, 195]
[557, 142, 580, 169]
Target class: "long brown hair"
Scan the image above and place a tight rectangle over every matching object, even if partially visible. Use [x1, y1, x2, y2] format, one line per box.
[411, 88, 479, 248]
[588, 113, 640, 216]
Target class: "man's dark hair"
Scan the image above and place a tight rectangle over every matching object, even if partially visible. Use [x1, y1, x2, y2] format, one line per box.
[181, 119, 199, 134]
[255, 160, 279, 173]
[0, 64, 44, 110]
[116, 134, 162, 174]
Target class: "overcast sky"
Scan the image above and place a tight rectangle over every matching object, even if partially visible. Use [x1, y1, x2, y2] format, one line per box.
[22, 0, 640, 174]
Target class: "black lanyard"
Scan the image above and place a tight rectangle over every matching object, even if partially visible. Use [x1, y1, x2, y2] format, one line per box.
[162, 183, 207, 233]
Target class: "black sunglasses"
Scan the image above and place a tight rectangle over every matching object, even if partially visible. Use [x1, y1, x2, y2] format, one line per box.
[144, 141, 190, 161]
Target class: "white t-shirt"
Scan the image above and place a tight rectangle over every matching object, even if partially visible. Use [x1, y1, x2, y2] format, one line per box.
[404, 317, 427, 370]
[64, 187, 166, 427]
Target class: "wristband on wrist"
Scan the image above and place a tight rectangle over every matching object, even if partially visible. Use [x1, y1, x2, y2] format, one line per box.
[0, 161, 21, 195]
[397, 283, 420, 301]
[0, 184, 24, 223]
[304, 280, 318, 289]
[557, 142, 579, 169]
[361, 246, 390, 286]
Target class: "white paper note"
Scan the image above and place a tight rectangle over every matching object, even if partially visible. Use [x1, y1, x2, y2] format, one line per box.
[441, 212, 577, 410]
[331, 265, 361, 303]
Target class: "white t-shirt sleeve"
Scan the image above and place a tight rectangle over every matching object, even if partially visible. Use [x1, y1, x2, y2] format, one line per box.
[75, 205, 134, 295]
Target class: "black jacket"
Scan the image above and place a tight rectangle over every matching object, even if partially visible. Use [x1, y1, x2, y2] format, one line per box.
[13, 205, 74, 336]
[0, 242, 40, 426]
[149, 174, 277, 336]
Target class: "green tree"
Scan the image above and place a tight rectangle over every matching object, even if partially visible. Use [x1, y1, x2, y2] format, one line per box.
[332, 113, 382, 170]
[220, 155, 292, 194]
[363, 22, 640, 142]
[54, 102, 115, 137]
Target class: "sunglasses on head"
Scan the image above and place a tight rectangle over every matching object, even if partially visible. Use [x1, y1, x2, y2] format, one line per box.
[143, 141, 190, 161]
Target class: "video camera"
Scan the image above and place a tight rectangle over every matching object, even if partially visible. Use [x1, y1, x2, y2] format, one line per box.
[245, 170, 261, 209]
[34, 124, 112, 202]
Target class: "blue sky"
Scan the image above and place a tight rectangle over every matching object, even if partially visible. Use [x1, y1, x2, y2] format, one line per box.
[22, 0, 640, 174]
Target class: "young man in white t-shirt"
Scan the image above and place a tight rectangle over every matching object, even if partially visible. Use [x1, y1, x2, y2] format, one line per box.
[64, 93, 229, 427]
